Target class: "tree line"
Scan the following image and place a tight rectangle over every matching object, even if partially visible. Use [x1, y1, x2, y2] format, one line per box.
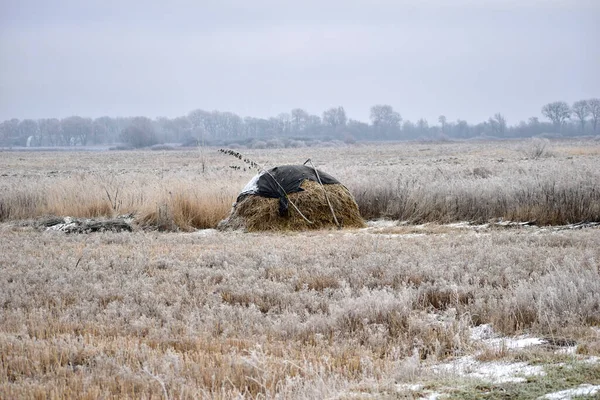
[1, 99, 598, 148]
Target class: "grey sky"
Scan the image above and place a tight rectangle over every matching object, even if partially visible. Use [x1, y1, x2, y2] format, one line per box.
[1, 0, 598, 125]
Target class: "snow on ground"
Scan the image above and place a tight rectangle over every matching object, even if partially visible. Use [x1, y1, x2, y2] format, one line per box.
[194, 228, 218, 236]
[445, 221, 490, 229]
[363, 220, 600, 235]
[485, 336, 547, 350]
[470, 323, 547, 349]
[470, 323, 495, 340]
[431, 356, 545, 384]
[540, 384, 600, 399]
[431, 325, 559, 384]
[365, 219, 399, 228]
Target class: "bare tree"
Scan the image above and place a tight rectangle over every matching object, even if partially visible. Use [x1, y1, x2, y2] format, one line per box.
[275, 113, 292, 135]
[369, 105, 402, 139]
[120, 117, 158, 148]
[61, 116, 93, 145]
[370, 105, 401, 128]
[38, 118, 62, 146]
[438, 115, 447, 132]
[291, 108, 310, 133]
[322, 107, 347, 129]
[417, 118, 429, 134]
[571, 100, 590, 132]
[488, 113, 507, 136]
[588, 98, 600, 133]
[541, 101, 571, 130]
[19, 119, 40, 146]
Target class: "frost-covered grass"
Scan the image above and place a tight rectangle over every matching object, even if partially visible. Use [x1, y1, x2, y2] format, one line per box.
[1, 139, 600, 398]
[1, 224, 599, 398]
[1, 138, 599, 228]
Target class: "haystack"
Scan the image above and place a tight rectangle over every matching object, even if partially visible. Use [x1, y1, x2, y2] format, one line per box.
[218, 165, 365, 231]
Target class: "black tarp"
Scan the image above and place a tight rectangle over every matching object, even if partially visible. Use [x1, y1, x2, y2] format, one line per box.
[238, 165, 340, 216]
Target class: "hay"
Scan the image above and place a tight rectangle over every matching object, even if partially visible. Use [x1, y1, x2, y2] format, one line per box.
[218, 180, 365, 231]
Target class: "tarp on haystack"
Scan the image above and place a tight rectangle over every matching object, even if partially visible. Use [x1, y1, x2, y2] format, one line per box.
[218, 165, 365, 231]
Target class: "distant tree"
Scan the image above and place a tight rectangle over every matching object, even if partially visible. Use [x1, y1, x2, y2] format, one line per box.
[488, 113, 507, 136]
[61, 116, 93, 145]
[571, 100, 590, 132]
[370, 105, 401, 138]
[91, 119, 108, 144]
[188, 109, 218, 139]
[541, 101, 571, 130]
[290, 108, 310, 133]
[305, 114, 322, 136]
[18, 119, 40, 146]
[38, 118, 62, 146]
[347, 119, 370, 139]
[2, 119, 20, 143]
[95, 116, 120, 143]
[120, 117, 158, 148]
[244, 117, 273, 138]
[322, 106, 347, 129]
[417, 118, 429, 136]
[455, 119, 469, 138]
[587, 98, 600, 133]
[438, 115, 447, 132]
[217, 112, 243, 137]
[0, 119, 19, 145]
[370, 105, 401, 127]
[275, 113, 292, 136]
[170, 116, 192, 141]
[402, 120, 416, 138]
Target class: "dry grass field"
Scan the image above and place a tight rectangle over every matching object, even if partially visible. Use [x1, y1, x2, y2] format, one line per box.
[1, 138, 600, 399]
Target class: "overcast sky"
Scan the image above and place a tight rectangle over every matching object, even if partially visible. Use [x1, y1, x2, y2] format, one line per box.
[1, 0, 598, 125]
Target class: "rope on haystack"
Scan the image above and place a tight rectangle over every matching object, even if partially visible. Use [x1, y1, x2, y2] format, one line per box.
[304, 158, 341, 230]
[219, 149, 313, 225]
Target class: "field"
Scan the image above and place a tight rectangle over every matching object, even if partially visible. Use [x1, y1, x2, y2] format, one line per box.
[1, 138, 600, 399]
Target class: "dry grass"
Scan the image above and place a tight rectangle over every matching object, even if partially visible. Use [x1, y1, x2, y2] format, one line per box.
[137, 186, 232, 231]
[1, 223, 599, 398]
[219, 180, 365, 231]
[352, 165, 600, 225]
[1, 139, 600, 398]
[0, 140, 600, 231]
[0, 151, 238, 231]
[1, 139, 599, 229]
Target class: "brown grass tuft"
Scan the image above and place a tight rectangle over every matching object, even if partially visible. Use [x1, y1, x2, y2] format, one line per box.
[294, 273, 341, 292]
[136, 188, 233, 231]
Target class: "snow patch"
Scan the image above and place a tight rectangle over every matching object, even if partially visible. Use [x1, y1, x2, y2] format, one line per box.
[540, 384, 600, 399]
[376, 233, 427, 239]
[470, 324, 495, 341]
[194, 229, 217, 236]
[470, 324, 547, 350]
[366, 219, 398, 228]
[432, 356, 545, 384]
[583, 356, 600, 364]
[445, 222, 490, 229]
[395, 383, 423, 392]
[556, 346, 577, 355]
[485, 336, 547, 350]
